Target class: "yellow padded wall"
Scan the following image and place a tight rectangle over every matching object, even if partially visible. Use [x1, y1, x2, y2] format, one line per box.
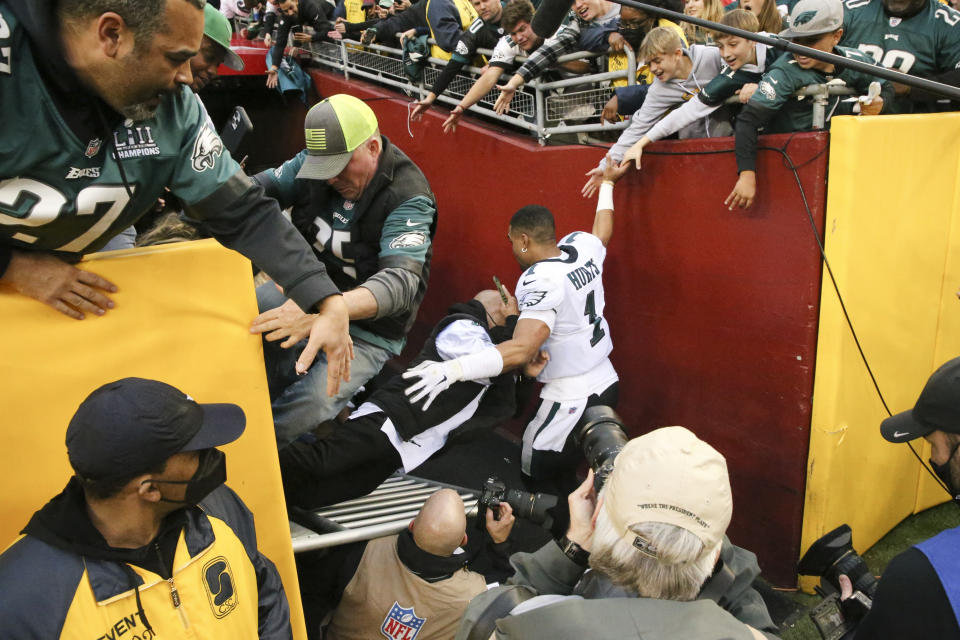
[802, 114, 960, 585]
[0, 240, 306, 639]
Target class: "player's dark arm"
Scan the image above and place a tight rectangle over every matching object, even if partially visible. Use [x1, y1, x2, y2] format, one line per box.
[494, 318, 552, 370]
[592, 187, 615, 248]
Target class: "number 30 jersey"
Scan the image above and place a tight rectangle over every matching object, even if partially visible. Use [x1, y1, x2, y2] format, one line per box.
[515, 231, 614, 383]
[841, 0, 960, 113]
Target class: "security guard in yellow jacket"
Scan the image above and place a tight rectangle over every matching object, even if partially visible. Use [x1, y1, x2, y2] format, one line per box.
[0, 378, 292, 640]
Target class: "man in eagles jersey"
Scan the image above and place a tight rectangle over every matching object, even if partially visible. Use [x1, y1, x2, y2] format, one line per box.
[404, 163, 627, 511]
[841, 0, 960, 113]
[0, 0, 352, 395]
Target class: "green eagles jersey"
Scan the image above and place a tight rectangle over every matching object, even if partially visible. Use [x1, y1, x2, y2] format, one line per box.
[0, 2, 239, 255]
[263, 149, 435, 353]
[750, 45, 891, 132]
[842, 0, 960, 112]
[699, 42, 781, 106]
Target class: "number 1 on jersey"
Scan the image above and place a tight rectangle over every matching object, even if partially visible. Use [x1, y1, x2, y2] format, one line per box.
[583, 291, 606, 347]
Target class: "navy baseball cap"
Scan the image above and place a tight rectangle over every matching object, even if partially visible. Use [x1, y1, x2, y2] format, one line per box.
[881, 358, 960, 443]
[66, 378, 246, 480]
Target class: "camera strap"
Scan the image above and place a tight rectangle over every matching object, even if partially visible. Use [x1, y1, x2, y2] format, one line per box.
[698, 559, 737, 608]
[463, 586, 535, 640]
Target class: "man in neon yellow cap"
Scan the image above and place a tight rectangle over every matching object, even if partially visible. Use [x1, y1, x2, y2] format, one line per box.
[250, 94, 437, 448]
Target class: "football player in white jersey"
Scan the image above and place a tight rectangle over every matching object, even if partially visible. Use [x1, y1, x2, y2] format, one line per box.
[404, 163, 625, 509]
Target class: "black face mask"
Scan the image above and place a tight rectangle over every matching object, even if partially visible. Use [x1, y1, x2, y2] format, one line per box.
[147, 448, 227, 506]
[619, 28, 645, 50]
[929, 440, 960, 501]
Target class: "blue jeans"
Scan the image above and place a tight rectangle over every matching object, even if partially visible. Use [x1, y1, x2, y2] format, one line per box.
[257, 282, 393, 448]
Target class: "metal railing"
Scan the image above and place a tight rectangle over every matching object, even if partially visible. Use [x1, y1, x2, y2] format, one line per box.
[296, 36, 871, 141]
[289, 474, 479, 552]
[302, 37, 637, 142]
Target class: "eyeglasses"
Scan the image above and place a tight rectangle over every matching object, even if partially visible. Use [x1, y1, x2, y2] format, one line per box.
[792, 35, 825, 47]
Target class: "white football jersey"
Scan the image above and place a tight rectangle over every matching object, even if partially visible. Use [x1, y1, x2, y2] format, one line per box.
[515, 231, 613, 381]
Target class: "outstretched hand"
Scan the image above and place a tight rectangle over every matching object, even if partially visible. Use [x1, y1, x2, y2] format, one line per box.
[604, 161, 629, 183]
[0, 251, 117, 320]
[620, 141, 645, 171]
[494, 84, 516, 115]
[250, 295, 315, 346]
[724, 172, 756, 210]
[411, 98, 433, 121]
[296, 294, 354, 397]
[582, 166, 604, 198]
[442, 105, 465, 133]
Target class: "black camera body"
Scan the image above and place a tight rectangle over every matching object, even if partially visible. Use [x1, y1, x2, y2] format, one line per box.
[574, 406, 630, 491]
[798, 524, 878, 640]
[477, 477, 557, 529]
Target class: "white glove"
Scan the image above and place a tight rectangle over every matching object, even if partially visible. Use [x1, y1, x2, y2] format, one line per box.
[403, 359, 465, 410]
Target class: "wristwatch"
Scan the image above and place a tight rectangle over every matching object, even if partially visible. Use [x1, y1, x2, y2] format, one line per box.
[556, 535, 590, 567]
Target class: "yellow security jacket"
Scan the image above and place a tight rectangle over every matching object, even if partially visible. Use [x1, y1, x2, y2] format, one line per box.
[0, 482, 292, 640]
[425, 0, 480, 60]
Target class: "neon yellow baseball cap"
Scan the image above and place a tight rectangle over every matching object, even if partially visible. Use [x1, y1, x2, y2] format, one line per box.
[297, 94, 379, 180]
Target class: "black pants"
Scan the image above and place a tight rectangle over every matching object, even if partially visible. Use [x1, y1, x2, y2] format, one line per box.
[279, 412, 401, 509]
[521, 382, 619, 535]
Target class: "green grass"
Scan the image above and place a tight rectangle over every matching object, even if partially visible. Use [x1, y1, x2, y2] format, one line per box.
[778, 502, 960, 639]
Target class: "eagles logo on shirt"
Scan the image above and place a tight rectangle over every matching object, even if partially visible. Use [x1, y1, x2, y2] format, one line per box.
[758, 80, 777, 101]
[389, 232, 426, 249]
[192, 126, 224, 173]
[519, 290, 547, 308]
[381, 602, 425, 639]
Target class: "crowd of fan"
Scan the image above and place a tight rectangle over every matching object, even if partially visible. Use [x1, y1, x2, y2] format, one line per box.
[217, 0, 960, 210]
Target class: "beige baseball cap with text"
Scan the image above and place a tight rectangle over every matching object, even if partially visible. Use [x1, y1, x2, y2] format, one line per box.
[605, 426, 733, 559]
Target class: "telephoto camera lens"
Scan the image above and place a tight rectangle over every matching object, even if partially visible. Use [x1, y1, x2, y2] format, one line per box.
[477, 477, 558, 530]
[574, 405, 629, 490]
[504, 488, 558, 527]
[798, 524, 878, 599]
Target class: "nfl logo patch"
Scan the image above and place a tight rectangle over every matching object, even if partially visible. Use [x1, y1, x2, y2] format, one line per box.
[568, 407, 578, 415]
[381, 602, 426, 640]
[889, 16, 901, 26]
[343, 200, 355, 210]
[85, 138, 102, 158]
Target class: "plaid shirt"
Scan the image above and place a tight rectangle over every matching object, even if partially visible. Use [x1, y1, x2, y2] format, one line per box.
[515, 19, 582, 83]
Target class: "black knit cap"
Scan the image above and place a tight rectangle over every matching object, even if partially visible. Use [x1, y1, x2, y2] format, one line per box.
[66, 378, 245, 480]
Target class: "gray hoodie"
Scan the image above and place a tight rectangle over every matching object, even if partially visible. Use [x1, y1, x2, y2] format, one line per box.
[602, 45, 726, 167]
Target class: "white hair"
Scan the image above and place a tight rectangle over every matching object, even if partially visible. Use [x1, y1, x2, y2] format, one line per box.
[589, 500, 718, 601]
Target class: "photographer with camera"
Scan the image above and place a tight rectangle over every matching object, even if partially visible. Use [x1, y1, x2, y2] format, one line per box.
[323, 489, 517, 640]
[831, 357, 960, 639]
[456, 424, 779, 639]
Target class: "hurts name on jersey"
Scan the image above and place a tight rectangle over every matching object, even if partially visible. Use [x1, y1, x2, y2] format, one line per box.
[566, 258, 601, 291]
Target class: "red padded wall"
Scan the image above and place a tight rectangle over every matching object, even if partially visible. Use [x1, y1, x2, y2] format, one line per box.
[293, 70, 827, 586]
